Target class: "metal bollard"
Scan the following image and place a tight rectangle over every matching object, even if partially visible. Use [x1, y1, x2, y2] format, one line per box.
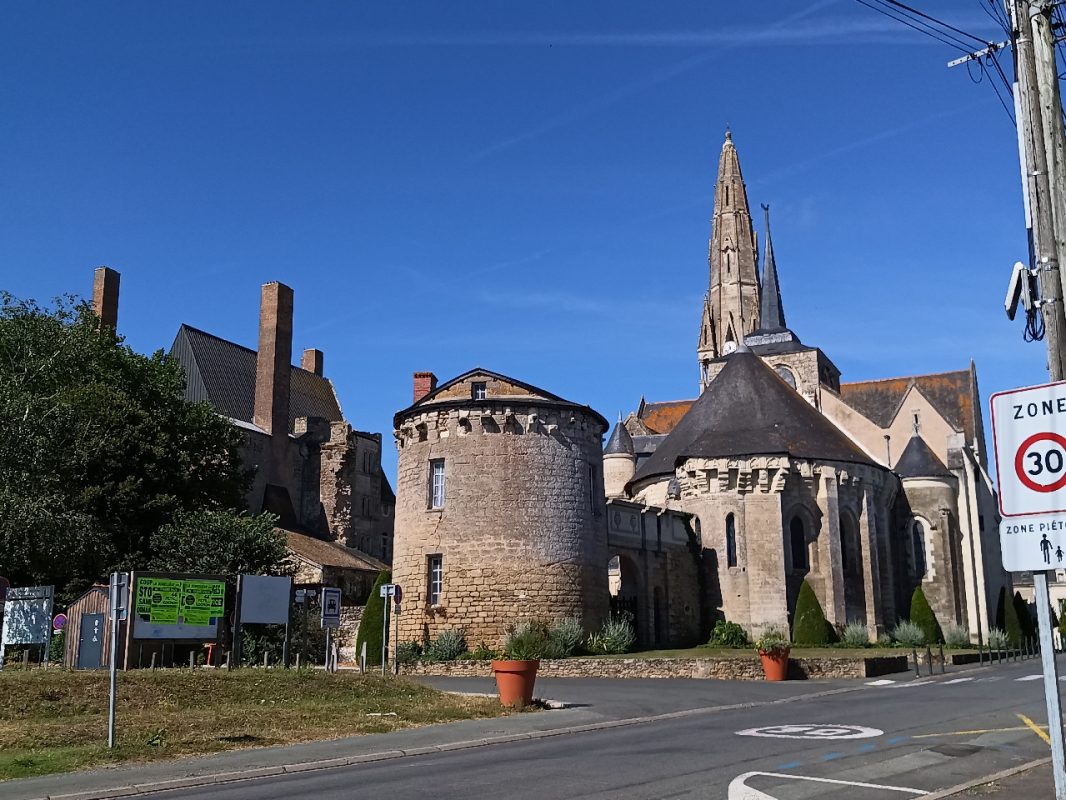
[912, 648, 921, 677]
[263, 652, 269, 668]
[926, 646, 934, 675]
[939, 644, 946, 674]
[150, 652, 157, 670]
[189, 651, 195, 669]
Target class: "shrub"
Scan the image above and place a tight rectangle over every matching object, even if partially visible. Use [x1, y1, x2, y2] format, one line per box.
[586, 618, 636, 655]
[909, 586, 942, 644]
[942, 623, 971, 648]
[549, 617, 584, 657]
[891, 620, 926, 647]
[1004, 589, 1024, 646]
[355, 570, 391, 666]
[987, 627, 1009, 651]
[460, 643, 499, 661]
[755, 624, 790, 654]
[1014, 592, 1036, 642]
[424, 629, 467, 662]
[395, 640, 423, 665]
[708, 620, 750, 648]
[840, 623, 870, 648]
[791, 581, 830, 646]
[504, 620, 558, 660]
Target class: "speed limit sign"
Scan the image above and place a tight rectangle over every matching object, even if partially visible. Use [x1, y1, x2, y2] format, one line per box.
[991, 381, 1066, 570]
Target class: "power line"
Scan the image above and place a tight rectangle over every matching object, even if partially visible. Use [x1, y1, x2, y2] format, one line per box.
[851, 0, 975, 52]
[879, 0, 990, 46]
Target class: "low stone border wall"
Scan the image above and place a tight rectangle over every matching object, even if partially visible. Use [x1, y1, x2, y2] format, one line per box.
[403, 654, 909, 681]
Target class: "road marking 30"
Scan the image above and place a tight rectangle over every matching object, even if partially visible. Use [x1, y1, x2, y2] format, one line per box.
[736, 724, 883, 740]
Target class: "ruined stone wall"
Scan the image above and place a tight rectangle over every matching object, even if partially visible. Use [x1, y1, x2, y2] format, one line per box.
[392, 401, 610, 647]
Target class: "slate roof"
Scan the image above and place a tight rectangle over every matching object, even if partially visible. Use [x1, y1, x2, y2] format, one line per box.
[838, 368, 978, 445]
[604, 419, 635, 455]
[894, 434, 954, 479]
[631, 350, 878, 485]
[284, 529, 387, 572]
[169, 324, 342, 433]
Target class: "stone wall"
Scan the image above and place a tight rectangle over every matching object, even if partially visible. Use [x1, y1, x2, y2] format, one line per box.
[403, 654, 909, 680]
[392, 385, 610, 647]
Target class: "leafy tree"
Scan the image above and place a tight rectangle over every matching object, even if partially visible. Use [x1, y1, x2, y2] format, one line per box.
[356, 570, 391, 666]
[150, 510, 289, 576]
[0, 293, 248, 599]
[909, 586, 942, 644]
[1012, 591, 1036, 642]
[791, 581, 830, 646]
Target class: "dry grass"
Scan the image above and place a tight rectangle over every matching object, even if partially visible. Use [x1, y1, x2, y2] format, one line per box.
[0, 668, 510, 780]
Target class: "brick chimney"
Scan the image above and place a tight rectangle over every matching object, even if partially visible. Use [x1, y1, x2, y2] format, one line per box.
[301, 348, 324, 376]
[413, 371, 438, 403]
[253, 282, 294, 438]
[92, 266, 120, 330]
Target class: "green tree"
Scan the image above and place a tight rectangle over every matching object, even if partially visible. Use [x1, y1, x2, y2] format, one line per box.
[0, 293, 248, 598]
[791, 580, 830, 646]
[1013, 591, 1036, 642]
[356, 570, 392, 666]
[909, 586, 942, 644]
[150, 510, 289, 576]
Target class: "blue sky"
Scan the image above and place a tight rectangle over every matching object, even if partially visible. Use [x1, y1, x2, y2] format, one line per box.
[0, 1, 1046, 482]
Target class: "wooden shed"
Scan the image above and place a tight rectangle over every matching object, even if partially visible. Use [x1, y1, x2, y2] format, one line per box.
[64, 585, 128, 669]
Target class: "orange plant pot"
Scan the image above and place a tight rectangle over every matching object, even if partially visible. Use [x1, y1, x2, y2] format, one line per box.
[491, 659, 540, 707]
[758, 649, 790, 681]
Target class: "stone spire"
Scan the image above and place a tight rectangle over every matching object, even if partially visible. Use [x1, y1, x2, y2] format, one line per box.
[698, 130, 760, 381]
[758, 204, 786, 331]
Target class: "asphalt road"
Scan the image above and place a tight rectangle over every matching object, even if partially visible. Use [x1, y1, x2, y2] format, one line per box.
[135, 658, 1061, 800]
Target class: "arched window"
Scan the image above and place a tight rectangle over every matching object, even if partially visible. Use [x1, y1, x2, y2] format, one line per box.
[911, 519, 927, 579]
[726, 514, 738, 568]
[774, 365, 797, 390]
[839, 522, 849, 573]
[790, 516, 808, 571]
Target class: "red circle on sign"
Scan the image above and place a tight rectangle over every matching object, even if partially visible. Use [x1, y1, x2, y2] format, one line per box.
[1015, 431, 1066, 493]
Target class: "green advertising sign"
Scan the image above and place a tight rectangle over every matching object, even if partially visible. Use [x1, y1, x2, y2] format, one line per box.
[135, 577, 225, 626]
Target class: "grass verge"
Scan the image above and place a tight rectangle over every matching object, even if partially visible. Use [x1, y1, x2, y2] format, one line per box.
[0, 668, 510, 781]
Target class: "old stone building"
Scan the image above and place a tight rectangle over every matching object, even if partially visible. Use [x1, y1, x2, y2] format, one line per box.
[390, 369, 611, 646]
[610, 132, 1006, 641]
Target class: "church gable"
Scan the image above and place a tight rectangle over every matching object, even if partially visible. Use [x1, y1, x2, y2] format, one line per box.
[416, 369, 567, 406]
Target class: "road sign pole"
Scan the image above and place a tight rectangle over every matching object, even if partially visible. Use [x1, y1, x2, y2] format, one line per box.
[380, 596, 388, 677]
[393, 599, 400, 676]
[107, 571, 127, 750]
[1036, 571, 1066, 797]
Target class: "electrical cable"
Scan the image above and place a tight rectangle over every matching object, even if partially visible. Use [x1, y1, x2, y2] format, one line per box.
[852, 0, 975, 52]
[879, 0, 991, 45]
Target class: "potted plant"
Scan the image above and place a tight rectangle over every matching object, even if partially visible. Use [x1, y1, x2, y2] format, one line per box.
[492, 621, 552, 707]
[755, 624, 791, 681]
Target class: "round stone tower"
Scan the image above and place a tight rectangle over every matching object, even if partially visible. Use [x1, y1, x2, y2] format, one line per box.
[603, 416, 636, 498]
[391, 368, 611, 647]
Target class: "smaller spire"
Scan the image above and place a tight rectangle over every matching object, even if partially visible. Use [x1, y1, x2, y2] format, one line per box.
[758, 204, 787, 331]
[604, 417, 635, 456]
[724, 125, 732, 143]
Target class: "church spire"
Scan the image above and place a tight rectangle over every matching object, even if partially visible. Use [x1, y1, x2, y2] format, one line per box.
[758, 204, 786, 331]
[697, 129, 760, 386]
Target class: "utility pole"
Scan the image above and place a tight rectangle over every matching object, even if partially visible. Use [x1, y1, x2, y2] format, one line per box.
[1009, 3, 1066, 796]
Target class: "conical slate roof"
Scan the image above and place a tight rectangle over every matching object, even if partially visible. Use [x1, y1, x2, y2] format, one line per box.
[630, 350, 877, 484]
[758, 205, 786, 332]
[604, 418, 635, 456]
[894, 434, 953, 478]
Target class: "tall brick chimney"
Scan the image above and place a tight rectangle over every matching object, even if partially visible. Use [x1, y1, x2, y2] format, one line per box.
[253, 282, 294, 438]
[301, 348, 324, 376]
[92, 266, 120, 330]
[413, 371, 438, 403]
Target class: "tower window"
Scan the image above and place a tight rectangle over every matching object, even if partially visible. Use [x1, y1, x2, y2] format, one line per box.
[472, 382, 487, 400]
[790, 516, 808, 571]
[427, 554, 443, 605]
[726, 513, 738, 568]
[428, 459, 445, 509]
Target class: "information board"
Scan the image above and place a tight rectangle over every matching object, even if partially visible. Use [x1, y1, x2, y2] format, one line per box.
[131, 574, 226, 640]
[1, 586, 54, 646]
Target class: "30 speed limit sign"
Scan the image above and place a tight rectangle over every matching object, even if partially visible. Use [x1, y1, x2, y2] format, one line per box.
[991, 381, 1066, 570]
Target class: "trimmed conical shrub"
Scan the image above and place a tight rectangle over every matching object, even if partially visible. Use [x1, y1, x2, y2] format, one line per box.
[1003, 587, 1024, 647]
[355, 569, 392, 666]
[792, 580, 830, 646]
[909, 586, 942, 644]
[1013, 591, 1036, 642]
[995, 586, 1008, 630]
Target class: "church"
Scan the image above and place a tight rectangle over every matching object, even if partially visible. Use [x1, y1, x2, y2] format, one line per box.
[604, 131, 1007, 642]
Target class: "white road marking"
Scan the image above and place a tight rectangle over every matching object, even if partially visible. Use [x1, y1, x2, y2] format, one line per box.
[727, 771, 928, 799]
[867, 679, 896, 685]
[1016, 674, 1043, 681]
[736, 724, 883, 740]
[979, 676, 1003, 682]
[943, 678, 974, 684]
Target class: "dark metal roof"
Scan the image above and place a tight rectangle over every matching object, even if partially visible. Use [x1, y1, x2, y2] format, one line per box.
[894, 434, 953, 478]
[632, 434, 667, 456]
[169, 325, 342, 432]
[604, 418, 635, 455]
[758, 204, 786, 332]
[631, 350, 878, 485]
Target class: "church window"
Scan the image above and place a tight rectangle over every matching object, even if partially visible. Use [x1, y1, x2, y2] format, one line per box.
[429, 459, 445, 509]
[427, 554, 443, 605]
[774, 365, 797, 390]
[472, 381, 487, 400]
[911, 519, 928, 579]
[726, 514, 738, 568]
[790, 517, 808, 571]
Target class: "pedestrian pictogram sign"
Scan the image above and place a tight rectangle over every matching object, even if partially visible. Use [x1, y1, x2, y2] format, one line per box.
[991, 381, 1066, 570]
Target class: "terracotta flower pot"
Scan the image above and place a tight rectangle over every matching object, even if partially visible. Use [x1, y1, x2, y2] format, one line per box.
[759, 648, 790, 681]
[491, 659, 540, 707]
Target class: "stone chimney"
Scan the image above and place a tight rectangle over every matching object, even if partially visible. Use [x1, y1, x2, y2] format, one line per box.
[253, 282, 294, 437]
[301, 348, 324, 376]
[413, 371, 438, 403]
[92, 266, 120, 330]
